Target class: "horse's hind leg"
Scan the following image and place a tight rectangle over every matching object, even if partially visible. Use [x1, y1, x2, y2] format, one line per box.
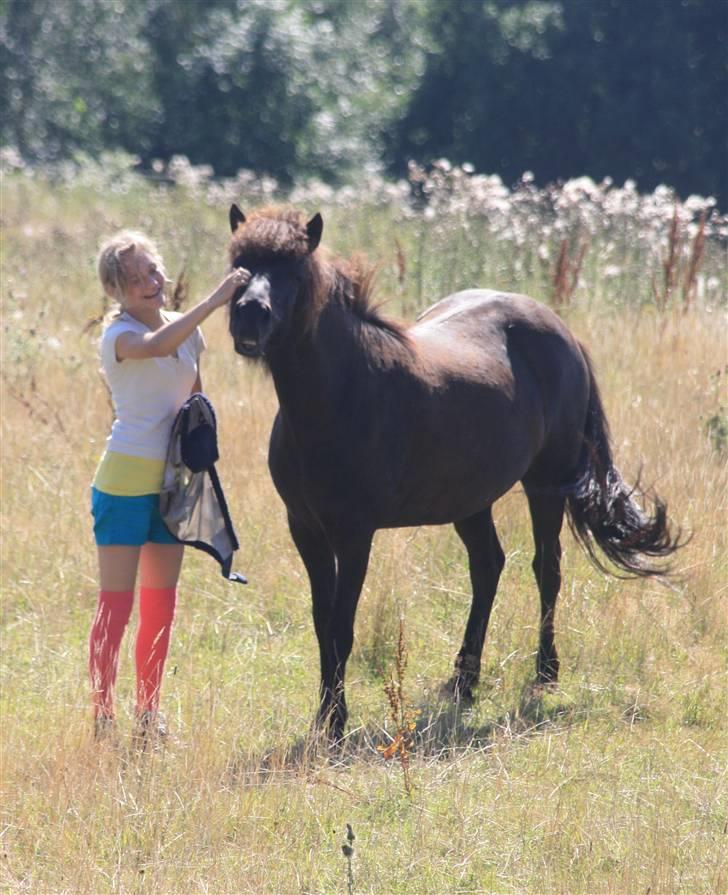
[525, 490, 566, 685]
[446, 508, 505, 701]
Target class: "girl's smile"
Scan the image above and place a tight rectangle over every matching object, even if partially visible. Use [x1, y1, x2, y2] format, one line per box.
[120, 249, 166, 323]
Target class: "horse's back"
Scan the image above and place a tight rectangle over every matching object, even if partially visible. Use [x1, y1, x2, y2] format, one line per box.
[415, 288, 506, 326]
[413, 289, 571, 345]
[412, 288, 584, 384]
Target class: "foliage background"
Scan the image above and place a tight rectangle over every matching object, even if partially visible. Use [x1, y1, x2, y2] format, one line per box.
[2, 0, 726, 204]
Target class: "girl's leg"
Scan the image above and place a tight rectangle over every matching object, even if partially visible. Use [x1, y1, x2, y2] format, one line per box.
[135, 543, 184, 714]
[90, 546, 140, 720]
[97, 545, 140, 591]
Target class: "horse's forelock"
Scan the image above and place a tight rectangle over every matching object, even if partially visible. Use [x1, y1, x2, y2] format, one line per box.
[229, 207, 310, 263]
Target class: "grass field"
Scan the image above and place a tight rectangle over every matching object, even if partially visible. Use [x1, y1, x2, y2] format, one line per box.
[1, 165, 727, 894]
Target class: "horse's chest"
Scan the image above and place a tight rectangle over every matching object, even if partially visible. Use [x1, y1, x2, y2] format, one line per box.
[269, 432, 369, 515]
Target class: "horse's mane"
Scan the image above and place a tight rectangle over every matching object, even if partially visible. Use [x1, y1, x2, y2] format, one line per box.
[228, 206, 408, 343]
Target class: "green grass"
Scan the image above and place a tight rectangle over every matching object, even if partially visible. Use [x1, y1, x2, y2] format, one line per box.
[1, 174, 726, 893]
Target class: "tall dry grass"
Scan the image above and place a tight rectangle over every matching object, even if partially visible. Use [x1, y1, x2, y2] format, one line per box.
[1, 172, 726, 894]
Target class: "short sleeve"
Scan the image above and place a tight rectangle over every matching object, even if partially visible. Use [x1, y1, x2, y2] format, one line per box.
[100, 319, 141, 370]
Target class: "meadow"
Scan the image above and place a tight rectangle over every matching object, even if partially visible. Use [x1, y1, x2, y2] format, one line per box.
[1, 156, 726, 894]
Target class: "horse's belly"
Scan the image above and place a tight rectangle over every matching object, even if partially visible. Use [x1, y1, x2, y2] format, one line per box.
[379, 431, 535, 526]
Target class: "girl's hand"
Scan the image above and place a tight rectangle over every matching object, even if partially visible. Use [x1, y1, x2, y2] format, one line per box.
[209, 267, 251, 309]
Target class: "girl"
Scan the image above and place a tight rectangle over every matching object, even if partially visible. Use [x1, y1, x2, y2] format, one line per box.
[89, 230, 249, 743]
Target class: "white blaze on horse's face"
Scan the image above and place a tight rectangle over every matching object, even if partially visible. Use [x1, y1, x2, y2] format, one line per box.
[231, 269, 273, 357]
[230, 259, 303, 358]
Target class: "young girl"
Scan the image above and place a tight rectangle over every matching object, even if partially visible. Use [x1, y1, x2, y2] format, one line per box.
[89, 230, 249, 743]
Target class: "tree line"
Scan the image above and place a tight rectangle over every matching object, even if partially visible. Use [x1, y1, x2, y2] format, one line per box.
[2, 0, 725, 205]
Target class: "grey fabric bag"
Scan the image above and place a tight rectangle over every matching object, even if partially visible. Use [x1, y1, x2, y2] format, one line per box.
[160, 393, 246, 584]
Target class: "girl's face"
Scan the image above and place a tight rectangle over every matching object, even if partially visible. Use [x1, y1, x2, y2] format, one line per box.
[119, 249, 165, 316]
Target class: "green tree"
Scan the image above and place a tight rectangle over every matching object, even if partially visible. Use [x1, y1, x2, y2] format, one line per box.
[146, 0, 428, 183]
[1, 0, 157, 161]
[0, 0, 428, 184]
[2, 0, 725, 203]
[389, 0, 728, 204]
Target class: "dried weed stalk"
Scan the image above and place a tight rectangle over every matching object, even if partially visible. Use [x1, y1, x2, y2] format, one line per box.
[682, 210, 707, 310]
[393, 237, 407, 286]
[552, 235, 588, 309]
[1, 372, 68, 437]
[169, 264, 189, 311]
[652, 205, 707, 311]
[340, 822, 355, 895]
[378, 618, 418, 796]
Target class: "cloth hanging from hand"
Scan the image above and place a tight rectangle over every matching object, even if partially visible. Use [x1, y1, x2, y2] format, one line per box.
[160, 393, 247, 584]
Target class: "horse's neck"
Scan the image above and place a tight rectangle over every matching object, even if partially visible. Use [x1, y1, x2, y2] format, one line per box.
[269, 302, 407, 430]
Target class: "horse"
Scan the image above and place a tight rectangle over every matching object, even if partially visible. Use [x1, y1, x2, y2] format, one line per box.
[226, 204, 682, 740]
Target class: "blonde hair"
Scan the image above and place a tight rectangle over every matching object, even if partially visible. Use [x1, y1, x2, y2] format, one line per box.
[96, 230, 169, 310]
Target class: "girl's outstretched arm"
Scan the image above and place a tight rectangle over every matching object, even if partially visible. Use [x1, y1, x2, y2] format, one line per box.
[115, 268, 249, 361]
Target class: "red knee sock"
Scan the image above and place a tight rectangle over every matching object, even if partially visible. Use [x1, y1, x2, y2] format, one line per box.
[89, 589, 134, 719]
[135, 586, 177, 715]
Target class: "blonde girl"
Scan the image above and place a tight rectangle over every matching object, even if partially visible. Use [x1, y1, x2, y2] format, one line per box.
[89, 231, 249, 742]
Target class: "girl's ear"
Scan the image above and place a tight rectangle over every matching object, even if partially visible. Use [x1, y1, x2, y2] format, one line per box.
[229, 204, 246, 233]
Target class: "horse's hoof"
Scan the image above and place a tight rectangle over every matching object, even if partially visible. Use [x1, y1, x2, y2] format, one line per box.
[440, 676, 475, 705]
[532, 676, 559, 696]
[535, 668, 559, 690]
[314, 705, 347, 746]
[532, 671, 559, 701]
[536, 651, 559, 686]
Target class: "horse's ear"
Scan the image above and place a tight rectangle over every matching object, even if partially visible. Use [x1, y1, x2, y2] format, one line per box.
[229, 204, 246, 233]
[306, 213, 323, 252]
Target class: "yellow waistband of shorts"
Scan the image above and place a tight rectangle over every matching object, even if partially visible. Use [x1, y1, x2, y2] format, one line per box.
[93, 451, 165, 496]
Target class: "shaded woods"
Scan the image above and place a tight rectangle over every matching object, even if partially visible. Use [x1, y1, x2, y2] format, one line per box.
[2, 0, 726, 204]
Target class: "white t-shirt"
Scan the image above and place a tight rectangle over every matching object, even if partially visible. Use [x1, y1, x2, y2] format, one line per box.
[100, 311, 206, 460]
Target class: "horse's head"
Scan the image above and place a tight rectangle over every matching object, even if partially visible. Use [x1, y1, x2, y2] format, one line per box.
[227, 205, 323, 359]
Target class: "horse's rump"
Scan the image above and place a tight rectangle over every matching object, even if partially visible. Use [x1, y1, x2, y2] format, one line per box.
[407, 289, 591, 491]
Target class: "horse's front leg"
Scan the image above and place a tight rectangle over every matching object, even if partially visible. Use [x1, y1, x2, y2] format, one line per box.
[286, 513, 337, 716]
[319, 533, 373, 741]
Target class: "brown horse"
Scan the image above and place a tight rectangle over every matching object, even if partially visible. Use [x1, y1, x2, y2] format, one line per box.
[226, 204, 681, 740]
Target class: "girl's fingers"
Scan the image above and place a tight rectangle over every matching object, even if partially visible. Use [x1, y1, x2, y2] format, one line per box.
[211, 268, 250, 307]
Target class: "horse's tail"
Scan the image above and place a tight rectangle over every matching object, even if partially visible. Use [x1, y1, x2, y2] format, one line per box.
[565, 346, 684, 578]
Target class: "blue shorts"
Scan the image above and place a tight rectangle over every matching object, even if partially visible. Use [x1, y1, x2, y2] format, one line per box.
[91, 487, 179, 547]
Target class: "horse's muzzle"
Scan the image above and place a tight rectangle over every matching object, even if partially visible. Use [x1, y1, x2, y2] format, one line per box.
[230, 296, 273, 358]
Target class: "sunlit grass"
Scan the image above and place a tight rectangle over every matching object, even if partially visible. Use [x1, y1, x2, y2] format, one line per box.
[1, 174, 726, 893]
